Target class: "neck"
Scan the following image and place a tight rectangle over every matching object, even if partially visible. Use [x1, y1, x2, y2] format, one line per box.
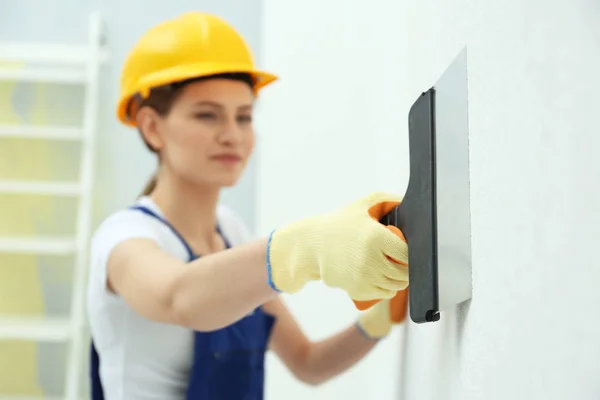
[149, 172, 221, 247]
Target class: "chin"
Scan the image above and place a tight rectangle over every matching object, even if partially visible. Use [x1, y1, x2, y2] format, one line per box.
[219, 179, 239, 188]
[211, 173, 242, 188]
[189, 166, 244, 189]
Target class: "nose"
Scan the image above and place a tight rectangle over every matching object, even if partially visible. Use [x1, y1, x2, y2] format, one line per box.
[217, 118, 244, 145]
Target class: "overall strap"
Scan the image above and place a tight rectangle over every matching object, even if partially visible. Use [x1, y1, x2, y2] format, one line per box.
[129, 205, 232, 260]
[90, 343, 103, 400]
[129, 205, 196, 260]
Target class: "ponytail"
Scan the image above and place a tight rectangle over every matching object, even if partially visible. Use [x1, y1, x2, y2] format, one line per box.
[140, 173, 158, 197]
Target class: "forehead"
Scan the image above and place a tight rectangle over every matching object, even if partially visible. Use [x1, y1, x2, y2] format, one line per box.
[176, 78, 254, 106]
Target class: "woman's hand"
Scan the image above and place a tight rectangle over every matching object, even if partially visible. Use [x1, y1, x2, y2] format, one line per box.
[357, 288, 409, 339]
[267, 192, 409, 300]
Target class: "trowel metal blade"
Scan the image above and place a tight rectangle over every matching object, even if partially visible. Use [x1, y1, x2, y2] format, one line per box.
[380, 48, 473, 323]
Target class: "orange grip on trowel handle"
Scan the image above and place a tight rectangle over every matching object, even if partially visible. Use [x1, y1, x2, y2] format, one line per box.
[352, 224, 409, 320]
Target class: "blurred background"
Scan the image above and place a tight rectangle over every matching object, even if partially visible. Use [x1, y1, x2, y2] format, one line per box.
[0, 0, 599, 399]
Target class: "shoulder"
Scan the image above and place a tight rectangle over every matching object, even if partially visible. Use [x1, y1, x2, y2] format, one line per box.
[217, 204, 253, 245]
[90, 205, 185, 265]
[92, 208, 163, 250]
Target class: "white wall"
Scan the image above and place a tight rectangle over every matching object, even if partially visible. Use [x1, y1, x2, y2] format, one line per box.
[258, 1, 410, 399]
[401, 1, 600, 399]
[258, 0, 600, 400]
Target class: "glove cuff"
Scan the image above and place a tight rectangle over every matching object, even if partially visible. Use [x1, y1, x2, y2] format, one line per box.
[266, 230, 283, 292]
[266, 222, 321, 293]
[357, 313, 392, 340]
[355, 320, 384, 341]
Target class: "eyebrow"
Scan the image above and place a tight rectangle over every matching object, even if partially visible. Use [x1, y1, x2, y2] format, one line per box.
[192, 101, 253, 110]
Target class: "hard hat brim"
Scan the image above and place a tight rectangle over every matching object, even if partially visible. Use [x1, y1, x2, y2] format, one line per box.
[117, 61, 278, 127]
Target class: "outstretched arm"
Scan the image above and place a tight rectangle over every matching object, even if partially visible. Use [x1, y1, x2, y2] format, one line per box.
[108, 238, 278, 331]
[105, 192, 408, 333]
[263, 297, 381, 386]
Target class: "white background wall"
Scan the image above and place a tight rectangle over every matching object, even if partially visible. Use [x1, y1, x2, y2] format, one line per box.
[259, 0, 600, 400]
[401, 1, 600, 399]
[258, 1, 410, 399]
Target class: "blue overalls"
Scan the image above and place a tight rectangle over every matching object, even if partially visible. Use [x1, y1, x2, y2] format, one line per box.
[90, 205, 276, 400]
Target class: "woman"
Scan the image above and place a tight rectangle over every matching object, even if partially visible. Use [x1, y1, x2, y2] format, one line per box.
[87, 11, 410, 400]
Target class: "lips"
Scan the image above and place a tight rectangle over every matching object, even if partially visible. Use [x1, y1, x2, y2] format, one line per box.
[211, 154, 242, 163]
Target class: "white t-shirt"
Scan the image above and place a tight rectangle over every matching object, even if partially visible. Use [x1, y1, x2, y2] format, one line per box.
[86, 196, 252, 400]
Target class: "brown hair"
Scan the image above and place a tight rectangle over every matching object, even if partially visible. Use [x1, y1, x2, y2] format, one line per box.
[134, 72, 255, 197]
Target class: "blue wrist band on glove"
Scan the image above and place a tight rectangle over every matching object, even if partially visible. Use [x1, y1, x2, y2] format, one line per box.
[266, 230, 282, 292]
[355, 320, 382, 341]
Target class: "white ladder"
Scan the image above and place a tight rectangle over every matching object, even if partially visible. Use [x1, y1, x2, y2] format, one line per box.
[0, 12, 108, 400]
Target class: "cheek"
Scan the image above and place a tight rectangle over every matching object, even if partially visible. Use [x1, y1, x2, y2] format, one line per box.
[170, 119, 206, 145]
[242, 130, 256, 156]
[164, 120, 213, 162]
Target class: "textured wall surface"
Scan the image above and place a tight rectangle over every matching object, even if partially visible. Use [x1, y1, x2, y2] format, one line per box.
[400, 0, 600, 399]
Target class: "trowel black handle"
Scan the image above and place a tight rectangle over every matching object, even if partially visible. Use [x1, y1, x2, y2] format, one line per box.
[377, 89, 440, 324]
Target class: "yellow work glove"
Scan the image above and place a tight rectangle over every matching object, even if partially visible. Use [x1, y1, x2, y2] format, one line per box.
[357, 288, 409, 340]
[266, 192, 409, 301]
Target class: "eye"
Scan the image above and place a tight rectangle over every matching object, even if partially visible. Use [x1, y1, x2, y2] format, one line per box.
[195, 112, 217, 120]
[237, 115, 253, 124]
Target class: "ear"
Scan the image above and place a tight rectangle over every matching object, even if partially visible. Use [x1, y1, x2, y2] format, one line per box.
[136, 107, 164, 151]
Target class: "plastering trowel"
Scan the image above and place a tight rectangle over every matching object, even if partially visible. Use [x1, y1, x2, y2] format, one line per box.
[382, 48, 473, 323]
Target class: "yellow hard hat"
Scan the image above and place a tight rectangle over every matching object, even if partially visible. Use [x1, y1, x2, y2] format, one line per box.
[117, 12, 278, 127]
